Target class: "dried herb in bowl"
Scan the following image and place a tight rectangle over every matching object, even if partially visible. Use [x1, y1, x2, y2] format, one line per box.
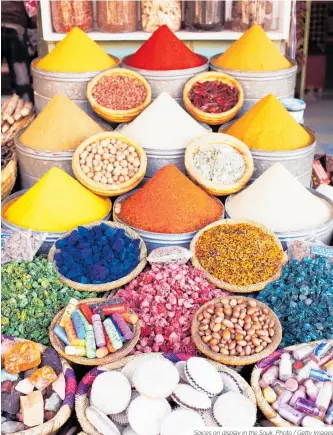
[1, 257, 98, 345]
[189, 80, 239, 114]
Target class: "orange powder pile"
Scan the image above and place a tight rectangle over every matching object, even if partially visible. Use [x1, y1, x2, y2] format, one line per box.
[213, 25, 291, 71]
[119, 165, 223, 234]
[226, 94, 312, 151]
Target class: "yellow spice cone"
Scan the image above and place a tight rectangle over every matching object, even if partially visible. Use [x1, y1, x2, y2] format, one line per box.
[36, 27, 117, 73]
[3, 167, 111, 232]
[213, 24, 291, 71]
[20, 94, 103, 151]
[226, 94, 312, 151]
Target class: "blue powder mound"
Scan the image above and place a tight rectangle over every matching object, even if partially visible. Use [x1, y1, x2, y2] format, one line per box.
[55, 224, 141, 284]
[257, 257, 333, 347]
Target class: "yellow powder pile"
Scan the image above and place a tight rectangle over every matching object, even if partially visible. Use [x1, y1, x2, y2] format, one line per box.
[36, 27, 117, 73]
[2, 168, 111, 232]
[213, 25, 291, 71]
[226, 94, 312, 151]
[20, 95, 104, 151]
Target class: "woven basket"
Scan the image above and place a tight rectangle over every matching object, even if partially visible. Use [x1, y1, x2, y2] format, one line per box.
[185, 132, 254, 196]
[190, 219, 287, 293]
[251, 340, 333, 427]
[72, 132, 147, 197]
[183, 71, 244, 126]
[2, 335, 77, 435]
[87, 68, 151, 123]
[48, 221, 147, 293]
[75, 352, 256, 435]
[49, 297, 141, 366]
[1, 151, 17, 200]
[191, 296, 282, 367]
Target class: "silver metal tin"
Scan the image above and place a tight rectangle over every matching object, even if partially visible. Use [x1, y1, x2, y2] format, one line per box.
[15, 129, 74, 189]
[210, 56, 297, 116]
[122, 55, 209, 101]
[113, 189, 225, 252]
[32, 57, 120, 114]
[219, 122, 316, 187]
[1, 190, 112, 255]
[225, 189, 333, 248]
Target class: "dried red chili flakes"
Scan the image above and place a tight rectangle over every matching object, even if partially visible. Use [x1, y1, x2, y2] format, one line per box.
[189, 80, 239, 114]
[92, 75, 147, 110]
[115, 263, 230, 355]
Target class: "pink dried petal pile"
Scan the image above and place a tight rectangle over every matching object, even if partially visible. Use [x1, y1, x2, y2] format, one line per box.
[116, 263, 230, 355]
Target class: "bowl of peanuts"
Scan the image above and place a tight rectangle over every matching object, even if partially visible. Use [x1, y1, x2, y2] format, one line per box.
[72, 132, 147, 197]
[192, 296, 282, 366]
[87, 68, 152, 123]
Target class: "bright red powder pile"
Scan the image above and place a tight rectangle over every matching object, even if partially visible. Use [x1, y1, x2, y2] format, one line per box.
[124, 25, 205, 71]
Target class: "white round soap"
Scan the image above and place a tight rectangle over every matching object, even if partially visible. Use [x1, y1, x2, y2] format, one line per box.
[123, 427, 139, 435]
[121, 354, 163, 387]
[90, 371, 131, 414]
[185, 357, 223, 397]
[128, 396, 171, 435]
[213, 392, 256, 427]
[160, 409, 205, 435]
[132, 357, 179, 398]
[171, 384, 211, 411]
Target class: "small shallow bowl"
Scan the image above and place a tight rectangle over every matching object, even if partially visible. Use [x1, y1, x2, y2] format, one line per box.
[183, 71, 244, 126]
[191, 296, 282, 366]
[87, 68, 152, 123]
[72, 132, 147, 197]
[48, 221, 147, 293]
[190, 219, 288, 293]
[185, 132, 253, 196]
[49, 297, 141, 366]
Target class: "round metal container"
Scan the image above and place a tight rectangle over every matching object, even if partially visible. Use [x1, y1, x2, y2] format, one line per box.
[113, 189, 225, 252]
[122, 56, 209, 103]
[32, 57, 120, 114]
[225, 189, 333, 248]
[219, 122, 316, 187]
[1, 190, 112, 255]
[210, 56, 297, 116]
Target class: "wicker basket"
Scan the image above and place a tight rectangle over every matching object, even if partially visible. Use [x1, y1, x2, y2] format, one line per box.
[190, 219, 287, 293]
[191, 296, 282, 367]
[48, 221, 147, 293]
[49, 297, 141, 366]
[2, 335, 77, 435]
[72, 132, 147, 197]
[183, 71, 244, 126]
[1, 151, 17, 200]
[87, 68, 151, 123]
[185, 132, 254, 196]
[251, 340, 333, 427]
[75, 353, 256, 435]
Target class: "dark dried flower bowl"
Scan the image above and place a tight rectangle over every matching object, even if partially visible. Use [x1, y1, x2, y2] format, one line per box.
[183, 71, 244, 126]
[87, 68, 152, 123]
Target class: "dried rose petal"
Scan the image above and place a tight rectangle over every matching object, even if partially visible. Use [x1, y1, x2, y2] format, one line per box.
[189, 80, 239, 114]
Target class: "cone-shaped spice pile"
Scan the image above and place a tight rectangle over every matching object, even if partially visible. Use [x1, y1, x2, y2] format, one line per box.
[118, 165, 223, 233]
[226, 94, 312, 151]
[213, 24, 291, 71]
[3, 168, 111, 232]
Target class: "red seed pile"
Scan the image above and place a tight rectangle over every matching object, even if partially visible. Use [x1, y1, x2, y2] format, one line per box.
[189, 80, 239, 114]
[116, 263, 230, 355]
[92, 75, 147, 110]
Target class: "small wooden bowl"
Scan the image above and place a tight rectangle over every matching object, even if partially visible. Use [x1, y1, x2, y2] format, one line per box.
[190, 219, 287, 293]
[185, 132, 254, 196]
[251, 340, 333, 426]
[191, 296, 282, 366]
[183, 71, 244, 126]
[48, 221, 147, 293]
[75, 353, 256, 435]
[72, 132, 147, 197]
[49, 297, 141, 366]
[2, 335, 77, 435]
[87, 68, 151, 123]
